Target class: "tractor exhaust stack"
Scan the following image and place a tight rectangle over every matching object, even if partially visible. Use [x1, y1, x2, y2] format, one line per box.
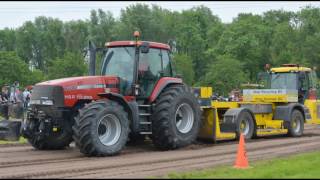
[88, 40, 96, 76]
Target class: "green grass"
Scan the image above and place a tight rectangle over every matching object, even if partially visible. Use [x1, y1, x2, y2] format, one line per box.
[0, 137, 27, 144]
[164, 151, 320, 179]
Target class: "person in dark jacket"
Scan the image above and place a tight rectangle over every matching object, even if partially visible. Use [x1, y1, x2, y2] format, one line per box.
[0, 85, 9, 120]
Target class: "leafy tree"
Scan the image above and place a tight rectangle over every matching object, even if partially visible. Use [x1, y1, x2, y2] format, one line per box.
[47, 52, 87, 79]
[2, 4, 320, 93]
[172, 53, 195, 85]
[88, 9, 115, 46]
[0, 51, 34, 87]
[0, 28, 16, 51]
[28, 69, 46, 85]
[198, 55, 249, 95]
[16, 17, 65, 72]
[16, 21, 37, 65]
[215, 13, 271, 80]
[63, 20, 89, 53]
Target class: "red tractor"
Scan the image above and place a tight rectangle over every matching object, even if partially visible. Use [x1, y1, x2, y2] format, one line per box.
[21, 32, 201, 156]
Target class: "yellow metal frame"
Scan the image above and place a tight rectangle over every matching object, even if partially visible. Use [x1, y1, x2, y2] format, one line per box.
[271, 66, 311, 73]
[197, 87, 291, 142]
[197, 65, 320, 141]
[304, 99, 320, 124]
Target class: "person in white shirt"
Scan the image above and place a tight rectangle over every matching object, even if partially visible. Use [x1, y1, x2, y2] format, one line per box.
[22, 88, 31, 109]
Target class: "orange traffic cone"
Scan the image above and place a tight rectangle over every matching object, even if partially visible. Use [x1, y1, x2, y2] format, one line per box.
[234, 133, 249, 169]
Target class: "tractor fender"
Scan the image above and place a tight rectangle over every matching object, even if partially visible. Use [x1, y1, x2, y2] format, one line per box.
[220, 107, 256, 133]
[97, 93, 139, 134]
[148, 77, 183, 103]
[273, 103, 307, 125]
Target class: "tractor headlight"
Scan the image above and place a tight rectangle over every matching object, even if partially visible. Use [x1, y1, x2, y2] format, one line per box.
[30, 100, 41, 105]
[30, 99, 54, 105]
[42, 100, 54, 105]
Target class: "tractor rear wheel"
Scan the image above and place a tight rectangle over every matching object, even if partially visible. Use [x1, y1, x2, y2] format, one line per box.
[151, 84, 201, 150]
[72, 100, 129, 156]
[287, 109, 304, 137]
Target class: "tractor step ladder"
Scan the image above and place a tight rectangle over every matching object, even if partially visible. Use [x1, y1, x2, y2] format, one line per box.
[138, 104, 152, 135]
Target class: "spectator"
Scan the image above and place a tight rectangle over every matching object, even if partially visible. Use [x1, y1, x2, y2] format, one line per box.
[0, 86, 9, 103]
[0, 86, 9, 120]
[10, 81, 22, 103]
[22, 88, 31, 109]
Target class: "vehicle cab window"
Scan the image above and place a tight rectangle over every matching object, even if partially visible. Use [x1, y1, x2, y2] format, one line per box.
[138, 48, 162, 96]
[161, 50, 173, 77]
[298, 72, 310, 103]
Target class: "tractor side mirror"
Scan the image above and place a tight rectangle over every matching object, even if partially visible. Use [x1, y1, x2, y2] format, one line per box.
[140, 42, 150, 53]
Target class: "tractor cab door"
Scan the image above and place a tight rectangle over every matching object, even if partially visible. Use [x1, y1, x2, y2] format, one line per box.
[310, 70, 319, 98]
[307, 70, 319, 100]
[298, 71, 311, 103]
[138, 48, 173, 97]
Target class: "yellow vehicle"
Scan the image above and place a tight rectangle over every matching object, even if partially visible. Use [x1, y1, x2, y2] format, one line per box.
[196, 64, 320, 141]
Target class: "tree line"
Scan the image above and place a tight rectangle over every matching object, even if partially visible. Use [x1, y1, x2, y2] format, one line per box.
[1, 4, 320, 95]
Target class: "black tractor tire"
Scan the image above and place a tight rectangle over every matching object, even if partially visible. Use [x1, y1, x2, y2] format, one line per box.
[151, 84, 201, 150]
[72, 100, 129, 156]
[127, 133, 146, 145]
[287, 109, 304, 137]
[27, 119, 73, 150]
[235, 110, 255, 140]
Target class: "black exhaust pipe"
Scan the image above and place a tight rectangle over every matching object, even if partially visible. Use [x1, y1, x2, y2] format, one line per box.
[88, 41, 96, 76]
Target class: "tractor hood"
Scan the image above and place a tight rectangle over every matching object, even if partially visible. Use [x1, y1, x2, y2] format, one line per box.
[33, 76, 120, 107]
[37, 76, 118, 87]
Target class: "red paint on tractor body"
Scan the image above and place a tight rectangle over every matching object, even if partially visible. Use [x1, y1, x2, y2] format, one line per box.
[149, 77, 183, 103]
[37, 76, 120, 107]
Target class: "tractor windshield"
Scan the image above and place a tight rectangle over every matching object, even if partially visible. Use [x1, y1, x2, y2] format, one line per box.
[101, 47, 135, 83]
[270, 72, 297, 90]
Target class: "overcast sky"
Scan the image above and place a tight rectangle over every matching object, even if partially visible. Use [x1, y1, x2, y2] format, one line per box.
[1, 1, 320, 29]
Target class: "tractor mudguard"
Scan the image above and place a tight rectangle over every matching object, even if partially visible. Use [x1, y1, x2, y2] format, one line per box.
[148, 77, 183, 103]
[97, 92, 139, 134]
[220, 108, 255, 133]
[273, 103, 308, 124]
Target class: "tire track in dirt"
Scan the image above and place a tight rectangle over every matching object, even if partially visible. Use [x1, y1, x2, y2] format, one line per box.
[0, 124, 319, 178]
[1, 131, 320, 179]
[67, 141, 320, 179]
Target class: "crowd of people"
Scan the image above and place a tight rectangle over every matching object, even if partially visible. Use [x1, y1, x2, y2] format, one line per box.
[0, 81, 32, 120]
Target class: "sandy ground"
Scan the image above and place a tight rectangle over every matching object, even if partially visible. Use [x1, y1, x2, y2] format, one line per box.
[0, 124, 319, 179]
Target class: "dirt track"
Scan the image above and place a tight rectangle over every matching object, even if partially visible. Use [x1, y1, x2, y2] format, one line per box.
[0, 124, 319, 179]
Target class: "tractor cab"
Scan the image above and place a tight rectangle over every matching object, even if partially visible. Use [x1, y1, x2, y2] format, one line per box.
[99, 33, 175, 99]
[260, 64, 319, 104]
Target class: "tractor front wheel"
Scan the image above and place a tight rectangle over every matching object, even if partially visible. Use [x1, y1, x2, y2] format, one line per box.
[72, 100, 129, 156]
[26, 118, 73, 150]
